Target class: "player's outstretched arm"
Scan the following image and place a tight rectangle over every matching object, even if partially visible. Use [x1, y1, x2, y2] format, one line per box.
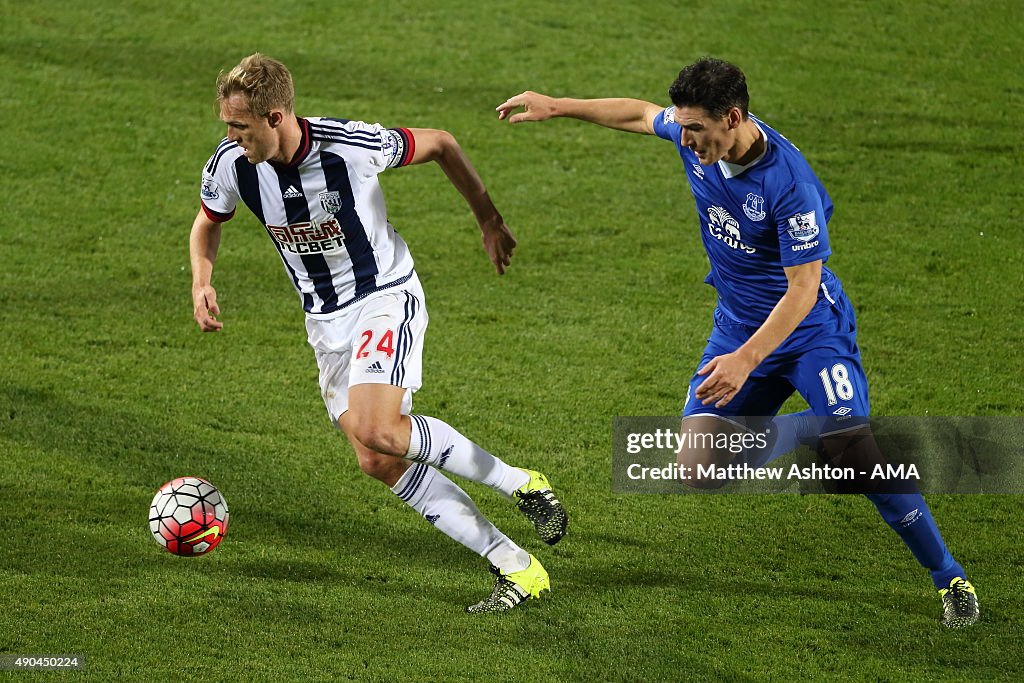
[403, 128, 515, 275]
[189, 210, 224, 332]
[496, 92, 663, 135]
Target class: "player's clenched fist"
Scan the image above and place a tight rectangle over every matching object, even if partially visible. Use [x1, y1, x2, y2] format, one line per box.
[496, 91, 558, 124]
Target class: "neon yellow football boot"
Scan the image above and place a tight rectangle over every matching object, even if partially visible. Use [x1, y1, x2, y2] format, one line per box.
[939, 577, 979, 628]
[513, 469, 569, 545]
[466, 554, 550, 614]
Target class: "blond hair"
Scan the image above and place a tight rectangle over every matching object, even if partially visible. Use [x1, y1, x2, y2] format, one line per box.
[217, 53, 294, 115]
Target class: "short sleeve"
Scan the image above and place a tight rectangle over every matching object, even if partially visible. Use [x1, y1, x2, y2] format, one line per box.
[310, 119, 415, 178]
[381, 127, 415, 169]
[652, 106, 679, 142]
[200, 140, 240, 223]
[774, 182, 831, 266]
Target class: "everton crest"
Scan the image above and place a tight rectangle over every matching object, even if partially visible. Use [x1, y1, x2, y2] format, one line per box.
[319, 190, 342, 215]
[743, 193, 766, 221]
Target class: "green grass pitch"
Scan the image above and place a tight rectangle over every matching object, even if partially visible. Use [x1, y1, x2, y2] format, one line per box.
[1, 0, 1022, 680]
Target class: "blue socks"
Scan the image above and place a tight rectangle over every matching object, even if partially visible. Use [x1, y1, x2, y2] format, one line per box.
[745, 409, 818, 468]
[865, 492, 965, 589]
[740, 411, 967, 589]
[750, 412, 967, 589]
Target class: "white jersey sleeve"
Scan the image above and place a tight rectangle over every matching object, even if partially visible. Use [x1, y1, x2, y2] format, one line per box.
[199, 138, 243, 222]
[306, 118, 415, 180]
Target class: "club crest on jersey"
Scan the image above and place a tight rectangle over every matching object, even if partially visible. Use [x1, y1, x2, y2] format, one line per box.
[787, 211, 820, 242]
[707, 206, 756, 254]
[201, 177, 219, 200]
[319, 190, 342, 214]
[743, 193, 766, 221]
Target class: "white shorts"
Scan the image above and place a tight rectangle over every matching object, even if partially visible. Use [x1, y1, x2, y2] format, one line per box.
[305, 273, 428, 423]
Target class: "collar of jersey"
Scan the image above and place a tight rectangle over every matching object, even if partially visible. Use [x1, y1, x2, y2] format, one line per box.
[269, 116, 312, 169]
[717, 119, 768, 179]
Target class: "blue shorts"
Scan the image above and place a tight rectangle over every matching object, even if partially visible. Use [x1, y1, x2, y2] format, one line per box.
[682, 294, 870, 433]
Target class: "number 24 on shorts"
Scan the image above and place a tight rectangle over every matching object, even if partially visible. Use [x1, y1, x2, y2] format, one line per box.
[357, 329, 395, 360]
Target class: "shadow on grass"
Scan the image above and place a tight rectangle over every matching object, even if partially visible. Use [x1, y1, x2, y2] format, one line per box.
[0, 383, 472, 589]
[1, 383, 216, 485]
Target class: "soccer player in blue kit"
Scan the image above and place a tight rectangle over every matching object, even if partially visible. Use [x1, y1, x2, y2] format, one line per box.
[497, 57, 979, 627]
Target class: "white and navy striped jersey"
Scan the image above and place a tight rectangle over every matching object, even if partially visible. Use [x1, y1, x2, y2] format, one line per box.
[200, 117, 417, 318]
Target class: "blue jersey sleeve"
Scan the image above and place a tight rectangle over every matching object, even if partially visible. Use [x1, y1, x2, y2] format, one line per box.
[652, 106, 679, 142]
[774, 182, 831, 266]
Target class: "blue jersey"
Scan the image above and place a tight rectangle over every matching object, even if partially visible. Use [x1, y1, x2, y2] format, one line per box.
[653, 108, 844, 327]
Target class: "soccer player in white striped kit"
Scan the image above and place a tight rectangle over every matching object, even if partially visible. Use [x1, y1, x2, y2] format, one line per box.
[189, 54, 567, 612]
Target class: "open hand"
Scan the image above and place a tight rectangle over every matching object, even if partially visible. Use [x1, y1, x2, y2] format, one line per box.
[193, 285, 224, 332]
[496, 91, 558, 124]
[695, 351, 756, 408]
[480, 217, 516, 274]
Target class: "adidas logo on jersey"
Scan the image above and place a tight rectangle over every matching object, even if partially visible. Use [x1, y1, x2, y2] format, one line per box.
[366, 361, 385, 374]
[282, 185, 303, 199]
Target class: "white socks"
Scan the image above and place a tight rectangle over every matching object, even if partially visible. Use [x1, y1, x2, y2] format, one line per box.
[391, 463, 531, 574]
[406, 415, 530, 497]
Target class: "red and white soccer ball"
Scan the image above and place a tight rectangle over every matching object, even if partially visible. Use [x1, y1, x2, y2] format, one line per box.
[149, 477, 229, 556]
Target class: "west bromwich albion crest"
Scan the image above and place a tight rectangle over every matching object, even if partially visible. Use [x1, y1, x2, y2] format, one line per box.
[319, 190, 342, 214]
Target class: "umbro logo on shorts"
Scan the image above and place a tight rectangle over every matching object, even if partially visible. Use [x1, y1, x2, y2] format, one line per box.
[366, 361, 385, 374]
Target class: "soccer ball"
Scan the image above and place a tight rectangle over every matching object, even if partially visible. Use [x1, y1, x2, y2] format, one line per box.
[149, 477, 229, 556]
